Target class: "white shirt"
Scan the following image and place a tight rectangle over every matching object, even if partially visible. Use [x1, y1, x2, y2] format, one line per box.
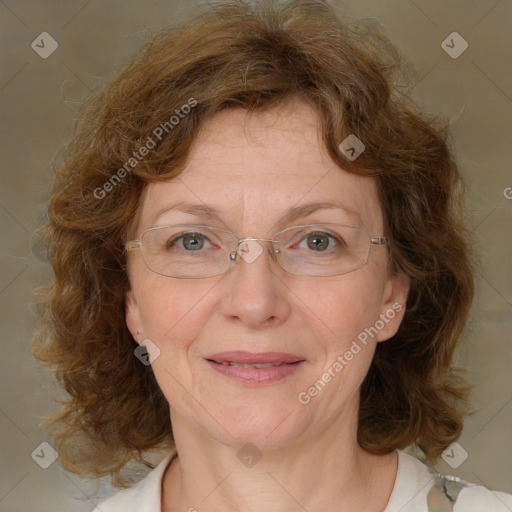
[91, 449, 512, 511]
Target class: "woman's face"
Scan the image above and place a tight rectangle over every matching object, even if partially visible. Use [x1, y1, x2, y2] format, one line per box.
[125, 98, 409, 451]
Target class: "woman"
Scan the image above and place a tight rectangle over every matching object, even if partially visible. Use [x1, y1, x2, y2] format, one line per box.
[32, 0, 512, 511]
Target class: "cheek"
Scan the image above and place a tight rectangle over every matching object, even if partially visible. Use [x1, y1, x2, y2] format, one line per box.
[294, 269, 384, 345]
[136, 278, 212, 355]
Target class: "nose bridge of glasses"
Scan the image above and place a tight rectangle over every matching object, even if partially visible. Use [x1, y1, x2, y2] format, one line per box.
[230, 236, 280, 263]
[237, 236, 278, 247]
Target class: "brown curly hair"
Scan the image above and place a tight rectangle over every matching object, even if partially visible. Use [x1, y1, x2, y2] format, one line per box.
[32, 0, 477, 487]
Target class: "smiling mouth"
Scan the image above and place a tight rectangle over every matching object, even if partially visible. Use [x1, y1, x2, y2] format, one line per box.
[204, 353, 305, 385]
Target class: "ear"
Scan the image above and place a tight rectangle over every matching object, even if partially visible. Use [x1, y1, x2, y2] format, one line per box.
[375, 273, 410, 343]
[125, 290, 144, 345]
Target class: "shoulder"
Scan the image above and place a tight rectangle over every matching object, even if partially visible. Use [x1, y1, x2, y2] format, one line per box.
[455, 483, 512, 512]
[90, 452, 175, 512]
[385, 450, 512, 512]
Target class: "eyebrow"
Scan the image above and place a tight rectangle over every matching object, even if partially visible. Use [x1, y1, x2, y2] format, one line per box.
[150, 199, 361, 229]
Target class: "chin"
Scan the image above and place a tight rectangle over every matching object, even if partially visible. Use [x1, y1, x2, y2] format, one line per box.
[205, 402, 309, 452]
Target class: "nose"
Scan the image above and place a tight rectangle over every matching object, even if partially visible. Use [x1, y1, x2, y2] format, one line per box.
[220, 239, 291, 329]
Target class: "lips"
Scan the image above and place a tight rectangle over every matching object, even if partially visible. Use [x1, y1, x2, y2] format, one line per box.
[205, 351, 305, 385]
[206, 351, 304, 365]
[216, 361, 284, 368]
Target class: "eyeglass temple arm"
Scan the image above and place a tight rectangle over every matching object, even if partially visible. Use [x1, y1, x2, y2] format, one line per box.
[370, 237, 389, 245]
[125, 241, 141, 251]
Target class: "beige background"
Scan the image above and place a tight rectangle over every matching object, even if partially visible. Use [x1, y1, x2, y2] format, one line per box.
[0, 0, 511, 510]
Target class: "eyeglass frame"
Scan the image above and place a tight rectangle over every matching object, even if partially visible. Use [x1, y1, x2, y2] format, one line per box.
[124, 223, 390, 279]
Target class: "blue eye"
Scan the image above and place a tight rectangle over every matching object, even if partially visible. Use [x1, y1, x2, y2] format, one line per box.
[168, 232, 212, 251]
[297, 231, 342, 252]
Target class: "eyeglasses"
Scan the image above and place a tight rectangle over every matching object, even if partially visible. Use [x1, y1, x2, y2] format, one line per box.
[125, 223, 389, 279]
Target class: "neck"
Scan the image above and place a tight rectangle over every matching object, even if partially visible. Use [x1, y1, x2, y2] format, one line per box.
[161, 403, 398, 512]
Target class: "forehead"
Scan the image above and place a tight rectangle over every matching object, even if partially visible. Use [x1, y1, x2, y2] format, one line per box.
[135, 99, 383, 235]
